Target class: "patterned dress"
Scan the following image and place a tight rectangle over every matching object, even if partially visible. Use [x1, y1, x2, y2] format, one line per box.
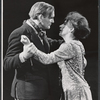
[21, 36, 93, 100]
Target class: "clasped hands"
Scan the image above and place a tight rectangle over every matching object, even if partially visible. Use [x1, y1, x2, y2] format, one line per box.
[20, 35, 37, 61]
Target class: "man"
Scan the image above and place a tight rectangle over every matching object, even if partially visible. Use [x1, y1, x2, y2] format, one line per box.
[4, 2, 62, 100]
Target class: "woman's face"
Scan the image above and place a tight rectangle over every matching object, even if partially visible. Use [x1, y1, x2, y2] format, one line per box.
[59, 21, 72, 37]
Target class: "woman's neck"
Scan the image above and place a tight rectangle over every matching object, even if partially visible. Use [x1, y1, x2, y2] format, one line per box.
[63, 33, 75, 43]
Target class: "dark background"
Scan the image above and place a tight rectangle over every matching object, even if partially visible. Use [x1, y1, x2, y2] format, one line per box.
[3, 0, 98, 100]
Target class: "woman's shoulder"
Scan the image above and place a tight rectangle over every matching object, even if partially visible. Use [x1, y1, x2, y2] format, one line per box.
[60, 40, 81, 48]
[60, 42, 72, 48]
[70, 40, 85, 54]
[59, 42, 74, 52]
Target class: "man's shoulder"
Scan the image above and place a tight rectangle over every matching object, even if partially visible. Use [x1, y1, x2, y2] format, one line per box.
[8, 22, 38, 42]
[10, 23, 31, 35]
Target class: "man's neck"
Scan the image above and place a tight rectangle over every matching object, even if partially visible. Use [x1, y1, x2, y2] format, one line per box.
[30, 18, 40, 26]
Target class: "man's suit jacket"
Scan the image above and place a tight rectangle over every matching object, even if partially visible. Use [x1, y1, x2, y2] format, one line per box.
[4, 22, 62, 99]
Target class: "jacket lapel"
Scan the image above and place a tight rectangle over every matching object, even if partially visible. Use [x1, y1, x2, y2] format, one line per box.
[42, 34, 50, 53]
[24, 23, 50, 53]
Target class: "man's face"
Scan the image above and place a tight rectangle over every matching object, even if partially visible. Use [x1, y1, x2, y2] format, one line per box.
[39, 11, 55, 29]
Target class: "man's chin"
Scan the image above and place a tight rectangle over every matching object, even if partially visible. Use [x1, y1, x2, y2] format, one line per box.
[42, 26, 50, 30]
[47, 26, 50, 29]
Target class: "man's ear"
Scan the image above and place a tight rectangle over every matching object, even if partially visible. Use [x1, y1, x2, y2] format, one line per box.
[37, 14, 44, 25]
[37, 14, 43, 21]
[70, 28, 74, 33]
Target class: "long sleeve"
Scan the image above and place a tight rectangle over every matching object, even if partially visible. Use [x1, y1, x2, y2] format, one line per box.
[33, 43, 75, 65]
[47, 37, 64, 51]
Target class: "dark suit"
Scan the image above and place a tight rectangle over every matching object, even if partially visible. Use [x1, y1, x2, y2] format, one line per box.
[4, 21, 62, 100]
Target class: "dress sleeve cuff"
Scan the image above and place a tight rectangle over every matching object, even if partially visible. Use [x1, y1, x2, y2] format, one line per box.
[19, 52, 26, 63]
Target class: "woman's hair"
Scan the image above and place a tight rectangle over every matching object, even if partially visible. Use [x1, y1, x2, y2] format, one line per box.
[29, 2, 54, 19]
[65, 11, 91, 39]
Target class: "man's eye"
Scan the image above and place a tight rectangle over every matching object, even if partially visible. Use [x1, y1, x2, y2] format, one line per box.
[49, 16, 54, 19]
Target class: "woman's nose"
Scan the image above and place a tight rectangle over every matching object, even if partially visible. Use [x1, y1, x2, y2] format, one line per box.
[50, 19, 54, 23]
[59, 24, 64, 28]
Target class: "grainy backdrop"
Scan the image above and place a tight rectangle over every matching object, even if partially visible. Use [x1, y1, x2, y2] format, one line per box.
[3, 0, 98, 100]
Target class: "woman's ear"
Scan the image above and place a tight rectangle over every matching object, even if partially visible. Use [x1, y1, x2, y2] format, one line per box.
[68, 21, 74, 33]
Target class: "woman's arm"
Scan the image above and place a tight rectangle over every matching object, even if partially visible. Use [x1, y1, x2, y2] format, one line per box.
[47, 37, 64, 51]
[21, 35, 75, 65]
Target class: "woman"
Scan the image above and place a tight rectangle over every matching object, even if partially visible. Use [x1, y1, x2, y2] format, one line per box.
[21, 11, 92, 100]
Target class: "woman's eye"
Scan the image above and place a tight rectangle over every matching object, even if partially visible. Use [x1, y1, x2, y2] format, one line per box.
[64, 21, 67, 25]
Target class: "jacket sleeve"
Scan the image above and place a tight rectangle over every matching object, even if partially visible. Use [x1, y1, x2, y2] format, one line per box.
[33, 43, 75, 65]
[3, 30, 25, 71]
[47, 37, 64, 51]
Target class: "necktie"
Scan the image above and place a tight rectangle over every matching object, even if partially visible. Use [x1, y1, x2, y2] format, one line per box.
[38, 31, 50, 53]
[38, 31, 45, 45]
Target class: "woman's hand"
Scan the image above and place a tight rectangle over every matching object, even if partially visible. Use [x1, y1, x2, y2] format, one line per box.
[21, 35, 30, 45]
[20, 35, 38, 61]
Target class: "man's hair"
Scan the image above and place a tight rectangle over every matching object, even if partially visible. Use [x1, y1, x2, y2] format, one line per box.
[29, 2, 54, 19]
[65, 11, 91, 39]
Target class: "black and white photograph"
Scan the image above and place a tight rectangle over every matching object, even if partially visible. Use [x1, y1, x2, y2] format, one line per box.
[3, 0, 98, 100]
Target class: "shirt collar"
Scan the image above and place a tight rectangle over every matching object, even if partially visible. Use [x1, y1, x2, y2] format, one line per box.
[26, 19, 46, 36]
